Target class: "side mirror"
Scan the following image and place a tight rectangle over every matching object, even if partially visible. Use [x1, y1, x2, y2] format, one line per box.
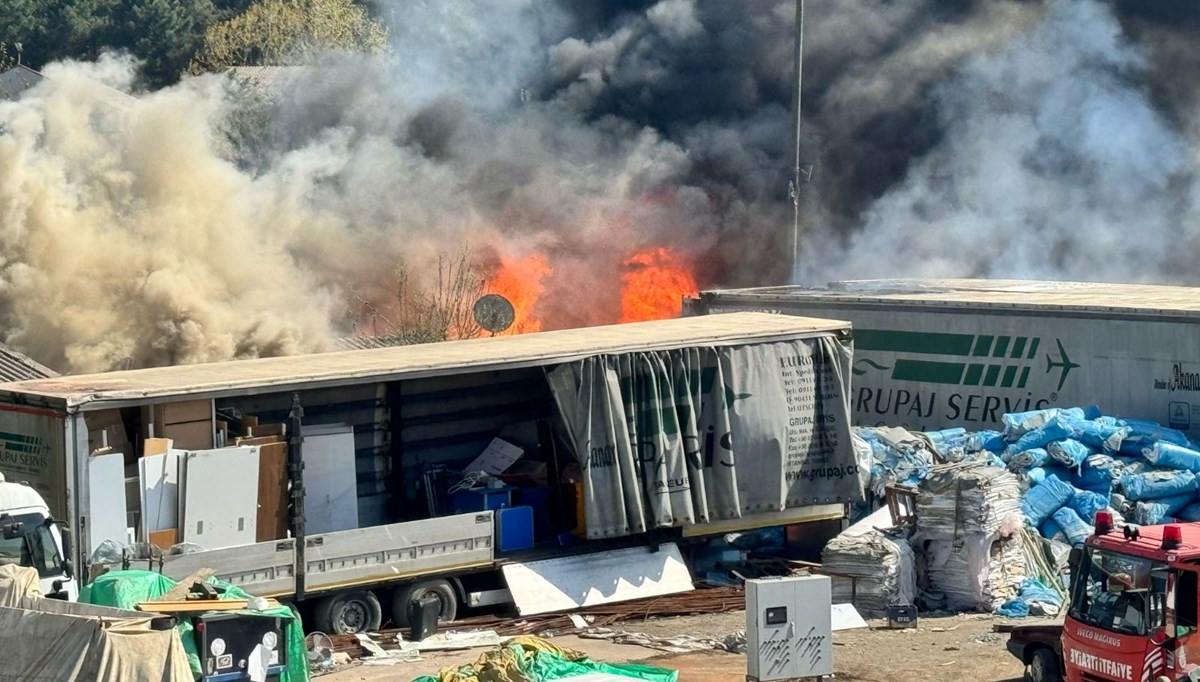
[1, 521, 23, 540]
[56, 523, 72, 562]
[61, 559, 74, 580]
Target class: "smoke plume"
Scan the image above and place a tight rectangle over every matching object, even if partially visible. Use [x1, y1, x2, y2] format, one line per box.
[811, 0, 1200, 281]
[0, 0, 1196, 373]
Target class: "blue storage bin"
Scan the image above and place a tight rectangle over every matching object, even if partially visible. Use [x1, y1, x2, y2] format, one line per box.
[448, 487, 514, 514]
[496, 505, 535, 553]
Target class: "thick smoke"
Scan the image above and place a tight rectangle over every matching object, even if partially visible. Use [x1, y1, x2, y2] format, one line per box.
[0, 0, 1196, 372]
[813, 0, 1200, 281]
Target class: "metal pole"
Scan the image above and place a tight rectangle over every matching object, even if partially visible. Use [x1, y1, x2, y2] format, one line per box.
[288, 394, 306, 601]
[790, 0, 805, 283]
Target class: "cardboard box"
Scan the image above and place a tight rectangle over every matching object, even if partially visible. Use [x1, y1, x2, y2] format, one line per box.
[86, 409, 130, 454]
[163, 421, 213, 450]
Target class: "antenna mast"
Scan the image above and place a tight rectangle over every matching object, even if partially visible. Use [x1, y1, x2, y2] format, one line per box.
[789, 0, 805, 283]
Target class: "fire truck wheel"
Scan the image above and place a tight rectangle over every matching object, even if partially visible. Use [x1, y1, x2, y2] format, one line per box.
[392, 579, 459, 628]
[1026, 647, 1061, 682]
[314, 591, 384, 635]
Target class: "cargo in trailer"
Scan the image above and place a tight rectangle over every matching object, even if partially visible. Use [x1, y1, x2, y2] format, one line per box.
[685, 279, 1200, 436]
[0, 312, 861, 633]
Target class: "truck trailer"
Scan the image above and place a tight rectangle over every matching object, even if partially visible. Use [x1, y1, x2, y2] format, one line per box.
[685, 279, 1200, 438]
[0, 312, 860, 634]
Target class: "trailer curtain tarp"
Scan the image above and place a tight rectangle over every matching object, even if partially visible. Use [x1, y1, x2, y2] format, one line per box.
[548, 337, 859, 539]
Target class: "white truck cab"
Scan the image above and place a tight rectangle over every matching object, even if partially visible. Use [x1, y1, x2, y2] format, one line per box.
[0, 473, 76, 600]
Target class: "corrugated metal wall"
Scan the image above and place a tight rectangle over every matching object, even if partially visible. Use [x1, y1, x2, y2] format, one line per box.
[218, 366, 559, 527]
[219, 383, 390, 526]
[394, 367, 556, 514]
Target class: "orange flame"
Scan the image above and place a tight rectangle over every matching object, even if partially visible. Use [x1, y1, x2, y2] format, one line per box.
[619, 247, 698, 323]
[486, 252, 551, 333]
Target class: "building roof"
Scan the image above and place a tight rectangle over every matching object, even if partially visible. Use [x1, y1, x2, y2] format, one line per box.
[0, 312, 848, 410]
[0, 65, 43, 100]
[0, 65, 133, 110]
[692, 279, 1200, 317]
[0, 345, 57, 383]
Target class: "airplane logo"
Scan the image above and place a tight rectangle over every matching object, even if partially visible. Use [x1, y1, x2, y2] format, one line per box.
[1046, 339, 1079, 391]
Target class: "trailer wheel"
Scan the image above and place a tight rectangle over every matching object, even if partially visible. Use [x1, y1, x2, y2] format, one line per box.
[313, 591, 383, 635]
[1026, 647, 1061, 682]
[391, 579, 459, 628]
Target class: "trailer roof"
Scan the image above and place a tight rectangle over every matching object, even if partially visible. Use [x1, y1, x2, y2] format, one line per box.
[0, 312, 847, 409]
[693, 279, 1200, 316]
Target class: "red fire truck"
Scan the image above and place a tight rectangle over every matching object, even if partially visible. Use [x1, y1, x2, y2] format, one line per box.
[1063, 511, 1200, 682]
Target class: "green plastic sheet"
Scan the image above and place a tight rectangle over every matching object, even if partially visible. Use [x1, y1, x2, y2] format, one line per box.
[412, 636, 678, 682]
[80, 569, 309, 682]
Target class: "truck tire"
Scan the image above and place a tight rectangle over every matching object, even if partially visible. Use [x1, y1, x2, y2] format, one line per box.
[1026, 647, 1061, 682]
[391, 579, 458, 628]
[313, 591, 383, 635]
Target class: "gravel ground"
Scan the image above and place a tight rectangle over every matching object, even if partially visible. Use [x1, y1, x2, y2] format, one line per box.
[319, 610, 1029, 682]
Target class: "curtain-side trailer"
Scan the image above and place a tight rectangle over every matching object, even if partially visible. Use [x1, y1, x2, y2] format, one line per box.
[0, 312, 861, 633]
[685, 279, 1200, 437]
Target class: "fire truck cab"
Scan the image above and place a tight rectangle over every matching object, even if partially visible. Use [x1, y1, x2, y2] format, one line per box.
[1063, 511, 1200, 682]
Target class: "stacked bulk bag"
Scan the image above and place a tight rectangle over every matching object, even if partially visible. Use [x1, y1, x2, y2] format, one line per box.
[821, 507, 916, 617]
[914, 462, 1025, 612]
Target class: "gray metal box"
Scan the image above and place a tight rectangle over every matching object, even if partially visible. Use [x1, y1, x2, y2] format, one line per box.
[746, 574, 833, 681]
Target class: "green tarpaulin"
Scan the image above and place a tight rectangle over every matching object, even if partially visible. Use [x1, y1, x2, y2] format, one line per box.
[413, 636, 678, 682]
[80, 569, 309, 682]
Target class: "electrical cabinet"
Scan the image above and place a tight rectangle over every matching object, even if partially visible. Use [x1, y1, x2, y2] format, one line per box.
[746, 574, 833, 681]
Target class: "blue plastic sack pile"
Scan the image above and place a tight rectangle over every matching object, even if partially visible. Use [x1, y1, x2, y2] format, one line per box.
[856, 405, 1200, 549]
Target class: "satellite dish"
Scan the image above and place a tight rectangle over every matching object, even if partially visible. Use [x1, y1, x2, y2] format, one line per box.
[473, 294, 515, 334]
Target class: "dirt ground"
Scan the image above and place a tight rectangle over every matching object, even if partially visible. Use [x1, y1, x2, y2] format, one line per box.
[317, 611, 1030, 682]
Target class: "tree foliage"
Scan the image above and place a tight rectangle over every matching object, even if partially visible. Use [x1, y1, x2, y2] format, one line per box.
[190, 0, 387, 74]
[352, 249, 487, 346]
[0, 0, 382, 87]
[0, 0, 220, 87]
[0, 43, 14, 72]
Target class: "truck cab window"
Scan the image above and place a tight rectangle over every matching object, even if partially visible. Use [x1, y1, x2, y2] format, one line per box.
[1071, 547, 1166, 637]
[1177, 570, 1199, 629]
[0, 514, 62, 577]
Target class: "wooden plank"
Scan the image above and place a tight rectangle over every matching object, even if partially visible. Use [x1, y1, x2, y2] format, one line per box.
[149, 529, 178, 550]
[246, 423, 285, 438]
[144, 437, 173, 457]
[235, 435, 284, 447]
[164, 420, 214, 450]
[153, 567, 216, 601]
[254, 442, 287, 542]
[137, 598, 281, 613]
[163, 399, 212, 425]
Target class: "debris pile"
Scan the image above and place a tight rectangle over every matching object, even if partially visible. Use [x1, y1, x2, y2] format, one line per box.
[328, 586, 745, 657]
[840, 404, 1200, 616]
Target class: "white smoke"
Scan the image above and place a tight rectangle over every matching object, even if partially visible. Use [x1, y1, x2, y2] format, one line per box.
[811, 0, 1200, 282]
[2, 0, 1196, 373]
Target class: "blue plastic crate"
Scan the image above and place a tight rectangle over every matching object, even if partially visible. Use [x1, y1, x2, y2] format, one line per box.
[496, 505, 535, 552]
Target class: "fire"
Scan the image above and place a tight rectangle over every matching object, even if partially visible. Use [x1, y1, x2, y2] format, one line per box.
[618, 247, 698, 323]
[485, 252, 551, 333]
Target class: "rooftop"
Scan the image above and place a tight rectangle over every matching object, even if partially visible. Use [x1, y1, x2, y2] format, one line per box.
[0, 345, 57, 383]
[0, 312, 848, 409]
[0, 65, 43, 100]
[692, 279, 1200, 316]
